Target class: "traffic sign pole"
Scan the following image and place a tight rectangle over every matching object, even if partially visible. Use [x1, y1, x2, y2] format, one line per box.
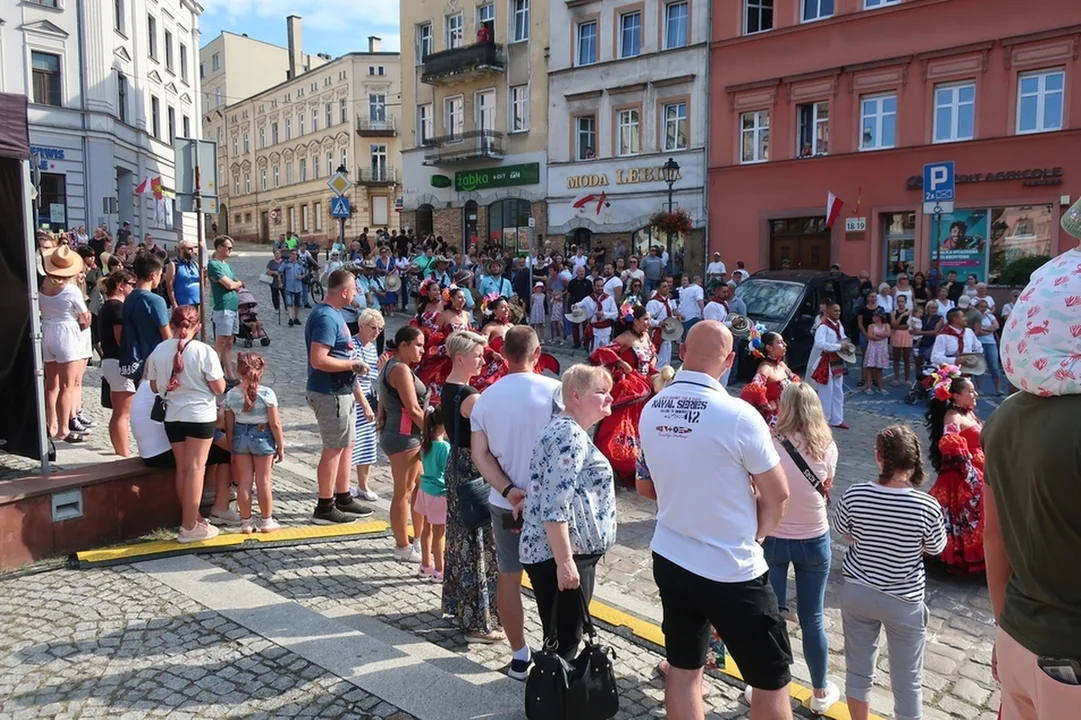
[193, 142, 206, 343]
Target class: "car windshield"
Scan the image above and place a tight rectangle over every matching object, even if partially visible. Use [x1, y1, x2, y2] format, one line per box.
[735, 280, 805, 323]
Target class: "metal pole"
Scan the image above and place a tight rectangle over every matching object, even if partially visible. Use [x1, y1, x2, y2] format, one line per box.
[22, 160, 51, 474]
[339, 215, 346, 249]
[194, 142, 206, 342]
[667, 181, 674, 273]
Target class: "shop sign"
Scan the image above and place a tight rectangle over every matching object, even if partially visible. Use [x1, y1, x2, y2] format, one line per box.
[30, 145, 66, 170]
[455, 162, 540, 192]
[566, 165, 683, 190]
[906, 167, 1063, 190]
[430, 175, 451, 189]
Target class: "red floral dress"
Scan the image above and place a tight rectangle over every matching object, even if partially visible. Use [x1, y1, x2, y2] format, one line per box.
[929, 416, 985, 575]
[590, 341, 656, 483]
[414, 312, 473, 407]
[739, 362, 800, 427]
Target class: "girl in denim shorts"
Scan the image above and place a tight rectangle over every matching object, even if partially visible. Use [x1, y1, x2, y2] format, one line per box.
[224, 352, 285, 533]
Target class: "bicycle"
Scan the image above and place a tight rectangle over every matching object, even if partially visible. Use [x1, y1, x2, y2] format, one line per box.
[307, 273, 325, 304]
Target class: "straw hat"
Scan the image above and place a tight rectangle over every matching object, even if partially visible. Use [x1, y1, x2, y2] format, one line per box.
[487, 258, 504, 274]
[42, 245, 85, 277]
[1062, 196, 1081, 241]
[660, 316, 683, 342]
[564, 305, 589, 323]
[384, 275, 402, 292]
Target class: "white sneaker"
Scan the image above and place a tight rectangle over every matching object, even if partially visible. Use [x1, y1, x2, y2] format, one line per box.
[177, 520, 220, 544]
[392, 544, 422, 563]
[209, 508, 242, 526]
[744, 685, 753, 704]
[809, 682, 841, 715]
[352, 488, 379, 502]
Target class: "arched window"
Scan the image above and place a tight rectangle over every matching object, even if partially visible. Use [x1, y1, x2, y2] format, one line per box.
[463, 200, 479, 250]
[416, 204, 434, 237]
[487, 198, 532, 253]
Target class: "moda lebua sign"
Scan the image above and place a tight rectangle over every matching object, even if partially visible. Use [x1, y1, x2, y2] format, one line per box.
[566, 165, 684, 190]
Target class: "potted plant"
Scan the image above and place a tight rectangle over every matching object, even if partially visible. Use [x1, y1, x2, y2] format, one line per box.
[649, 207, 693, 236]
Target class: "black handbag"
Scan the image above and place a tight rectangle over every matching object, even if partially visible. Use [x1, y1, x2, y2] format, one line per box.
[100, 377, 112, 410]
[450, 386, 492, 531]
[525, 590, 619, 720]
[151, 394, 167, 422]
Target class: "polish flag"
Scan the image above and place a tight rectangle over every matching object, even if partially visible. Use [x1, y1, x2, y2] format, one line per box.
[595, 191, 609, 215]
[571, 191, 597, 210]
[135, 177, 149, 194]
[826, 192, 844, 229]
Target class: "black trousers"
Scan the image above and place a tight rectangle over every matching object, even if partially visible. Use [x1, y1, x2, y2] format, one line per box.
[523, 553, 603, 660]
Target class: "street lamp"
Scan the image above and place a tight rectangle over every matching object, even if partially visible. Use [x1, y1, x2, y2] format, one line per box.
[661, 157, 680, 273]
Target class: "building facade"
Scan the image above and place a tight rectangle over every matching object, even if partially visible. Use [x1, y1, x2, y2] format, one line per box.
[399, 0, 550, 253]
[4, 0, 202, 243]
[203, 24, 402, 244]
[709, 0, 1081, 285]
[547, 0, 709, 274]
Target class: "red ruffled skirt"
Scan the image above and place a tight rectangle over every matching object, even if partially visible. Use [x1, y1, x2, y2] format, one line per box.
[594, 371, 653, 483]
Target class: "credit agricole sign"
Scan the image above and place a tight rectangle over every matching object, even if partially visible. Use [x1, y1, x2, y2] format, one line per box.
[455, 163, 540, 192]
[566, 165, 684, 189]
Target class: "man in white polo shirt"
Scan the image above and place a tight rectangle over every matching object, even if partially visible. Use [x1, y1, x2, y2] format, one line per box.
[637, 320, 793, 720]
[471, 326, 562, 681]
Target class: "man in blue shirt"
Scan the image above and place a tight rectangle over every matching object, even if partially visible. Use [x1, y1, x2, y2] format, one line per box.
[305, 269, 375, 525]
[479, 258, 512, 298]
[119, 253, 171, 381]
[280, 249, 306, 327]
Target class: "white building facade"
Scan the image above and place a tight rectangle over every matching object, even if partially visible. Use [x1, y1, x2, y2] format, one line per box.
[2, 0, 202, 243]
[547, 0, 709, 274]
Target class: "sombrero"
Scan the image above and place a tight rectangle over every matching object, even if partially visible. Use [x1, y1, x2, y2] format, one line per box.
[453, 269, 474, 285]
[384, 275, 402, 292]
[727, 314, 751, 338]
[956, 352, 988, 376]
[487, 258, 504, 273]
[660, 316, 683, 342]
[42, 245, 84, 277]
[837, 340, 858, 364]
[564, 305, 589, 323]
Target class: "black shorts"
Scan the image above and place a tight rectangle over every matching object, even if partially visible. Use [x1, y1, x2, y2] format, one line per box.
[652, 552, 792, 690]
[144, 443, 231, 468]
[164, 420, 217, 443]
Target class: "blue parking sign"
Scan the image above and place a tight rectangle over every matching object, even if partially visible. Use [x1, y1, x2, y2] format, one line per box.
[330, 196, 351, 218]
[923, 162, 955, 212]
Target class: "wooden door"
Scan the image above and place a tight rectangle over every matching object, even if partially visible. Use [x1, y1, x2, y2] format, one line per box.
[800, 236, 830, 271]
[770, 237, 799, 269]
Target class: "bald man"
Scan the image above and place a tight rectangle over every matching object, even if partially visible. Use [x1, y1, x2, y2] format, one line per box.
[638, 320, 793, 720]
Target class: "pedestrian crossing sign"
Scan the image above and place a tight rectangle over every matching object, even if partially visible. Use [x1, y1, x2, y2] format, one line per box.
[330, 196, 351, 218]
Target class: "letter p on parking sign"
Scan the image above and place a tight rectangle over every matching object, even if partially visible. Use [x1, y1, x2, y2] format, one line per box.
[923, 161, 955, 214]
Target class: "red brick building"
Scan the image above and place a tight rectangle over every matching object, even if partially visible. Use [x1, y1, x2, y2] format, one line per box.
[709, 0, 1081, 285]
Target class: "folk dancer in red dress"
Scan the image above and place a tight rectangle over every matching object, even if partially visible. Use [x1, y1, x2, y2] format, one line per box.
[574, 277, 619, 354]
[924, 366, 985, 575]
[645, 278, 676, 369]
[740, 324, 800, 427]
[807, 302, 849, 429]
[471, 293, 559, 393]
[413, 284, 474, 407]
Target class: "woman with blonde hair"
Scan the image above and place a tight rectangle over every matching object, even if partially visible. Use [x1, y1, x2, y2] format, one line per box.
[39, 245, 93, 442]
[761, 382, 840, 714]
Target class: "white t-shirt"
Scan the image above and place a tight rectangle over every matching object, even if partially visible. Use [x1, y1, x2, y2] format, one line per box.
[603, 275, 622, 297]
[223, 385, 279, 424]
[621, 268, 644, 287]
[677, 284, 704, 320]
[131, 382, 172, 459]
[572, 254, 588, 270]
[470, 372, 563, 510]
[706, 260, 727, 278]
[638, 370, 781, 583]
[975, 294, 995, 311]
[145, 338, 225, 423]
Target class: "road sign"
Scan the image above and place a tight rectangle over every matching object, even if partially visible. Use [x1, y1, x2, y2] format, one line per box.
[527, 217, 536, 229]
[330, 196, 351, 218]
[923, 161, 955, 214]
[173, 138, 219, 197]
[176, 194, 219, 214]
[327, 172, 353, 196]
[268, 199, 280, 210]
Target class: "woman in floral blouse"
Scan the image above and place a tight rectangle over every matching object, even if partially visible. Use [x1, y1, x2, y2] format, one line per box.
[521, 364, 617, 660]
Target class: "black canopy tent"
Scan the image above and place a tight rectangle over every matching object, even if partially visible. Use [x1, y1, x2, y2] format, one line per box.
[0, 92, 53, 470]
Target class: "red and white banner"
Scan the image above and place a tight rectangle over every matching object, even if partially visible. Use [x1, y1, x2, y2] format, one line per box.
[826, 192, 844, 229]
[571, 191, 598, 210]
[135, 177, 149, 194]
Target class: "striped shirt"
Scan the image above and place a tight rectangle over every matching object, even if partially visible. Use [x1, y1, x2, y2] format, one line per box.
[832, 482, 947, 603]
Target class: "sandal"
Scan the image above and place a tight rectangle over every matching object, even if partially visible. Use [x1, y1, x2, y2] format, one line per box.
[465, 630, 506, 644]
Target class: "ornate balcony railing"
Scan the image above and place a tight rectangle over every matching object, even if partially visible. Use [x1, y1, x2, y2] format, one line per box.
[421, 42, 505, 85]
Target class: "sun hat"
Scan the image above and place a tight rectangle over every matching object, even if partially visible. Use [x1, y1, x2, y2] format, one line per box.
[43, 245, 85, 277]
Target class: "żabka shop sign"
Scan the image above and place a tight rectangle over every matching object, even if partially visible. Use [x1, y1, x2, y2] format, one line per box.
[567, 165, 683, 189]
[454, 162, 540, 192]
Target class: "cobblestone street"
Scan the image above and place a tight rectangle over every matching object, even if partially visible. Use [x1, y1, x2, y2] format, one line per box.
[0, 243, 1000, 719]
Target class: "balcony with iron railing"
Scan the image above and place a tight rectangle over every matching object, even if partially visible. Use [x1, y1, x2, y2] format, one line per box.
[422, 130, 504, 166]
[356, 116, 397, 136]
[356, 167, 399, 185]
[420, 42, 506, 85]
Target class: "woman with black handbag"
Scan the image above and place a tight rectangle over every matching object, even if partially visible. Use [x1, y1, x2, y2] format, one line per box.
[441, 330, 505, 644]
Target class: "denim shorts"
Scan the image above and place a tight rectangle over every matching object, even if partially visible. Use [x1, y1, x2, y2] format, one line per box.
[285, 291, 304, 308]
[232, 422, 277, 456]
[212, 309, 240, 337]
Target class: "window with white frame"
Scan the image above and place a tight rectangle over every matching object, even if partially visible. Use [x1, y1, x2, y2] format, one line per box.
[865, 0, 900, 7]
[418, 103, 433, 144]
[477, 4, 494, 36]
[575, 115, 596, 160]
[745, 0, 774, 34]
[369, 94, 387, 123]
[287, 206, 295, 232]
[285, 118, 291, 141]
[312, 108, 318, 132]
[212, 52, 220, 71]
[302, 204, 310, 231]
[933, 82, 975, 143]
[31, 52, 62, 107]
[243, 132, 249, 153]
[802, 0, 834, 22]
[341, 149, 348, 168]
[231, 137, 238, 156]
[164, 30, 174, 73]
[273, 165, 280, 187]
[512, 0, 530, 42]
[665, 2, 689, 49]
[860, 93, 896, 150]
[244, 173, 251, 193]
[663, 102, 688, 151]
[619, 11, 642, 58]
[327, 151, 333, 177]
[299, 111, 305, 136]
[286, 161, 294, 184]
[233, 174, 240, 195]
[300, 160, 307, 182]
[417, 23, 433, 62]
[315, 202, 323, 230]
[740, 110, 770, 163]
[311, 156, 318, 179]
[114, 0, 124, 32]
[796, 101, 829, 155]
[182, 115, 190, 137]
[151, 96, 161, 138]
[445, 96, 464, 138]
[617, 109, 641, 156]
[510, 85, 529, 132]
[259, 127, 265, 148]
[271, 122, 279, 144]
[147, 16, 158, 58]
[1017, 69, 1064, 134]
[576, 21, 598, 66]
[260, 168, 267, 191]
[446, 13, 464, 50]
[325, 102, 332, 127]
[179, 44, 188, 83]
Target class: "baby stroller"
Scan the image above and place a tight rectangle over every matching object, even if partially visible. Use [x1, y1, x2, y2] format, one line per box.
[236, 287, 271, 348]
[903, 361, 936, 405]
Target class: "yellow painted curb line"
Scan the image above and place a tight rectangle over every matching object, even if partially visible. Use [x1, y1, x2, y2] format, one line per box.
[75, 521, 390, 566]
[520, 576, 870, 720]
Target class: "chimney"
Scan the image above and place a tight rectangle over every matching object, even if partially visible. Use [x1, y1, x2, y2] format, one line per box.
[287, 16, 303, 79]
[368, 36, 381, 53]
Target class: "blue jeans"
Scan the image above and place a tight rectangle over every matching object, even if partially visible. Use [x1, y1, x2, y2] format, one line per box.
[681, 317, 700, 341]
[762, 532, 831, 690]
[980, 341, 1001, 384]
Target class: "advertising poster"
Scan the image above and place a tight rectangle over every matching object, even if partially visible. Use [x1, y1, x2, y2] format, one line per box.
[932, 208, 988, 282]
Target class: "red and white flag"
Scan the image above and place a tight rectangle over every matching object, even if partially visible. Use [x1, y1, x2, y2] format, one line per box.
[826, 192, 844, 229]
[150, 176, 163, 199]
[135, 177, 149, 194]
[595, 191, 609, 216]
[571, 191, 597, 210]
